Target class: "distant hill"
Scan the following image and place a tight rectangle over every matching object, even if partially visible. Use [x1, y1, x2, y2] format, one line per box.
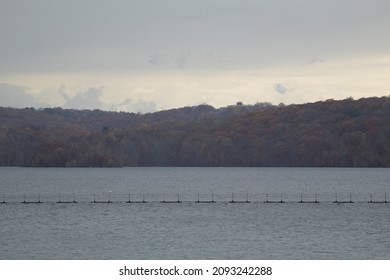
[1, 97, 389, 167]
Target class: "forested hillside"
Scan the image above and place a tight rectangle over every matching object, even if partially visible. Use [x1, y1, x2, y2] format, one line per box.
[1, 97, 390, 167]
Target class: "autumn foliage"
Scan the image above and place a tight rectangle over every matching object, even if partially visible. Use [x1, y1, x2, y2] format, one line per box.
[1, 96, 390, 167]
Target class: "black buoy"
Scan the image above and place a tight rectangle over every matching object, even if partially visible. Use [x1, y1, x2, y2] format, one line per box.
[280, 193, 285, 203]
[333, 193, 338, 203]
[127, 193, 131, 203]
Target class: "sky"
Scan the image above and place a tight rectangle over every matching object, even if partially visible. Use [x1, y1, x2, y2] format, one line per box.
[1, 0, 390, 113]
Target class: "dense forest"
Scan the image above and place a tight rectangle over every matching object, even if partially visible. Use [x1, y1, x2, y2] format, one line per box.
[1, 96, 390, 167]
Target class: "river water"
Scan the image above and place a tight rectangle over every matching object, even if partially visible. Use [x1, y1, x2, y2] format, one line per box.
[0, 167, 389, 259]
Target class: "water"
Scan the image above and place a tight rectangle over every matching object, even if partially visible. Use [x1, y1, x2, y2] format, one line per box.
[1, 167, 390, 259]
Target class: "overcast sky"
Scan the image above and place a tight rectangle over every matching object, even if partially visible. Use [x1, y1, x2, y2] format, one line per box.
[1, 0, 390, 112]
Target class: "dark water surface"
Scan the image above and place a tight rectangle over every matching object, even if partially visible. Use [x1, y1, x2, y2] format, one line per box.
[1, 167, 389, 259]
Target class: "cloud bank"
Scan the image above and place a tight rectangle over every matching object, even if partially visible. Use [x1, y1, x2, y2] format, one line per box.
[0, 83, 158, 113]
[60, 86, 104, 110]
[0, 83, 45, 108]
[1, 1, 390, 110]
[1, 0, 389, 74]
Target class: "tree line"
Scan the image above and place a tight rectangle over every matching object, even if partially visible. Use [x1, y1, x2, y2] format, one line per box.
[1, 97, 389, 167]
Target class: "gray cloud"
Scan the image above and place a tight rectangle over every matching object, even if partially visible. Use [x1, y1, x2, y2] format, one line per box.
[61, 86, 104, 110]
[58, 85, 67, 101]
[114, 98, 157, 114]
[273, 83, 289, 95]
[176, 52, 191, 68]
[0, 83, 46, 108]
[148, 52, 191, 68]
[207, 51, 230, 64]
[149, 54, 165, 66]
[306, 57, 325, 65]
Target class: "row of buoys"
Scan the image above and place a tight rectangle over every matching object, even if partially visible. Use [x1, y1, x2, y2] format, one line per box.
[1, 193, 388, 204]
